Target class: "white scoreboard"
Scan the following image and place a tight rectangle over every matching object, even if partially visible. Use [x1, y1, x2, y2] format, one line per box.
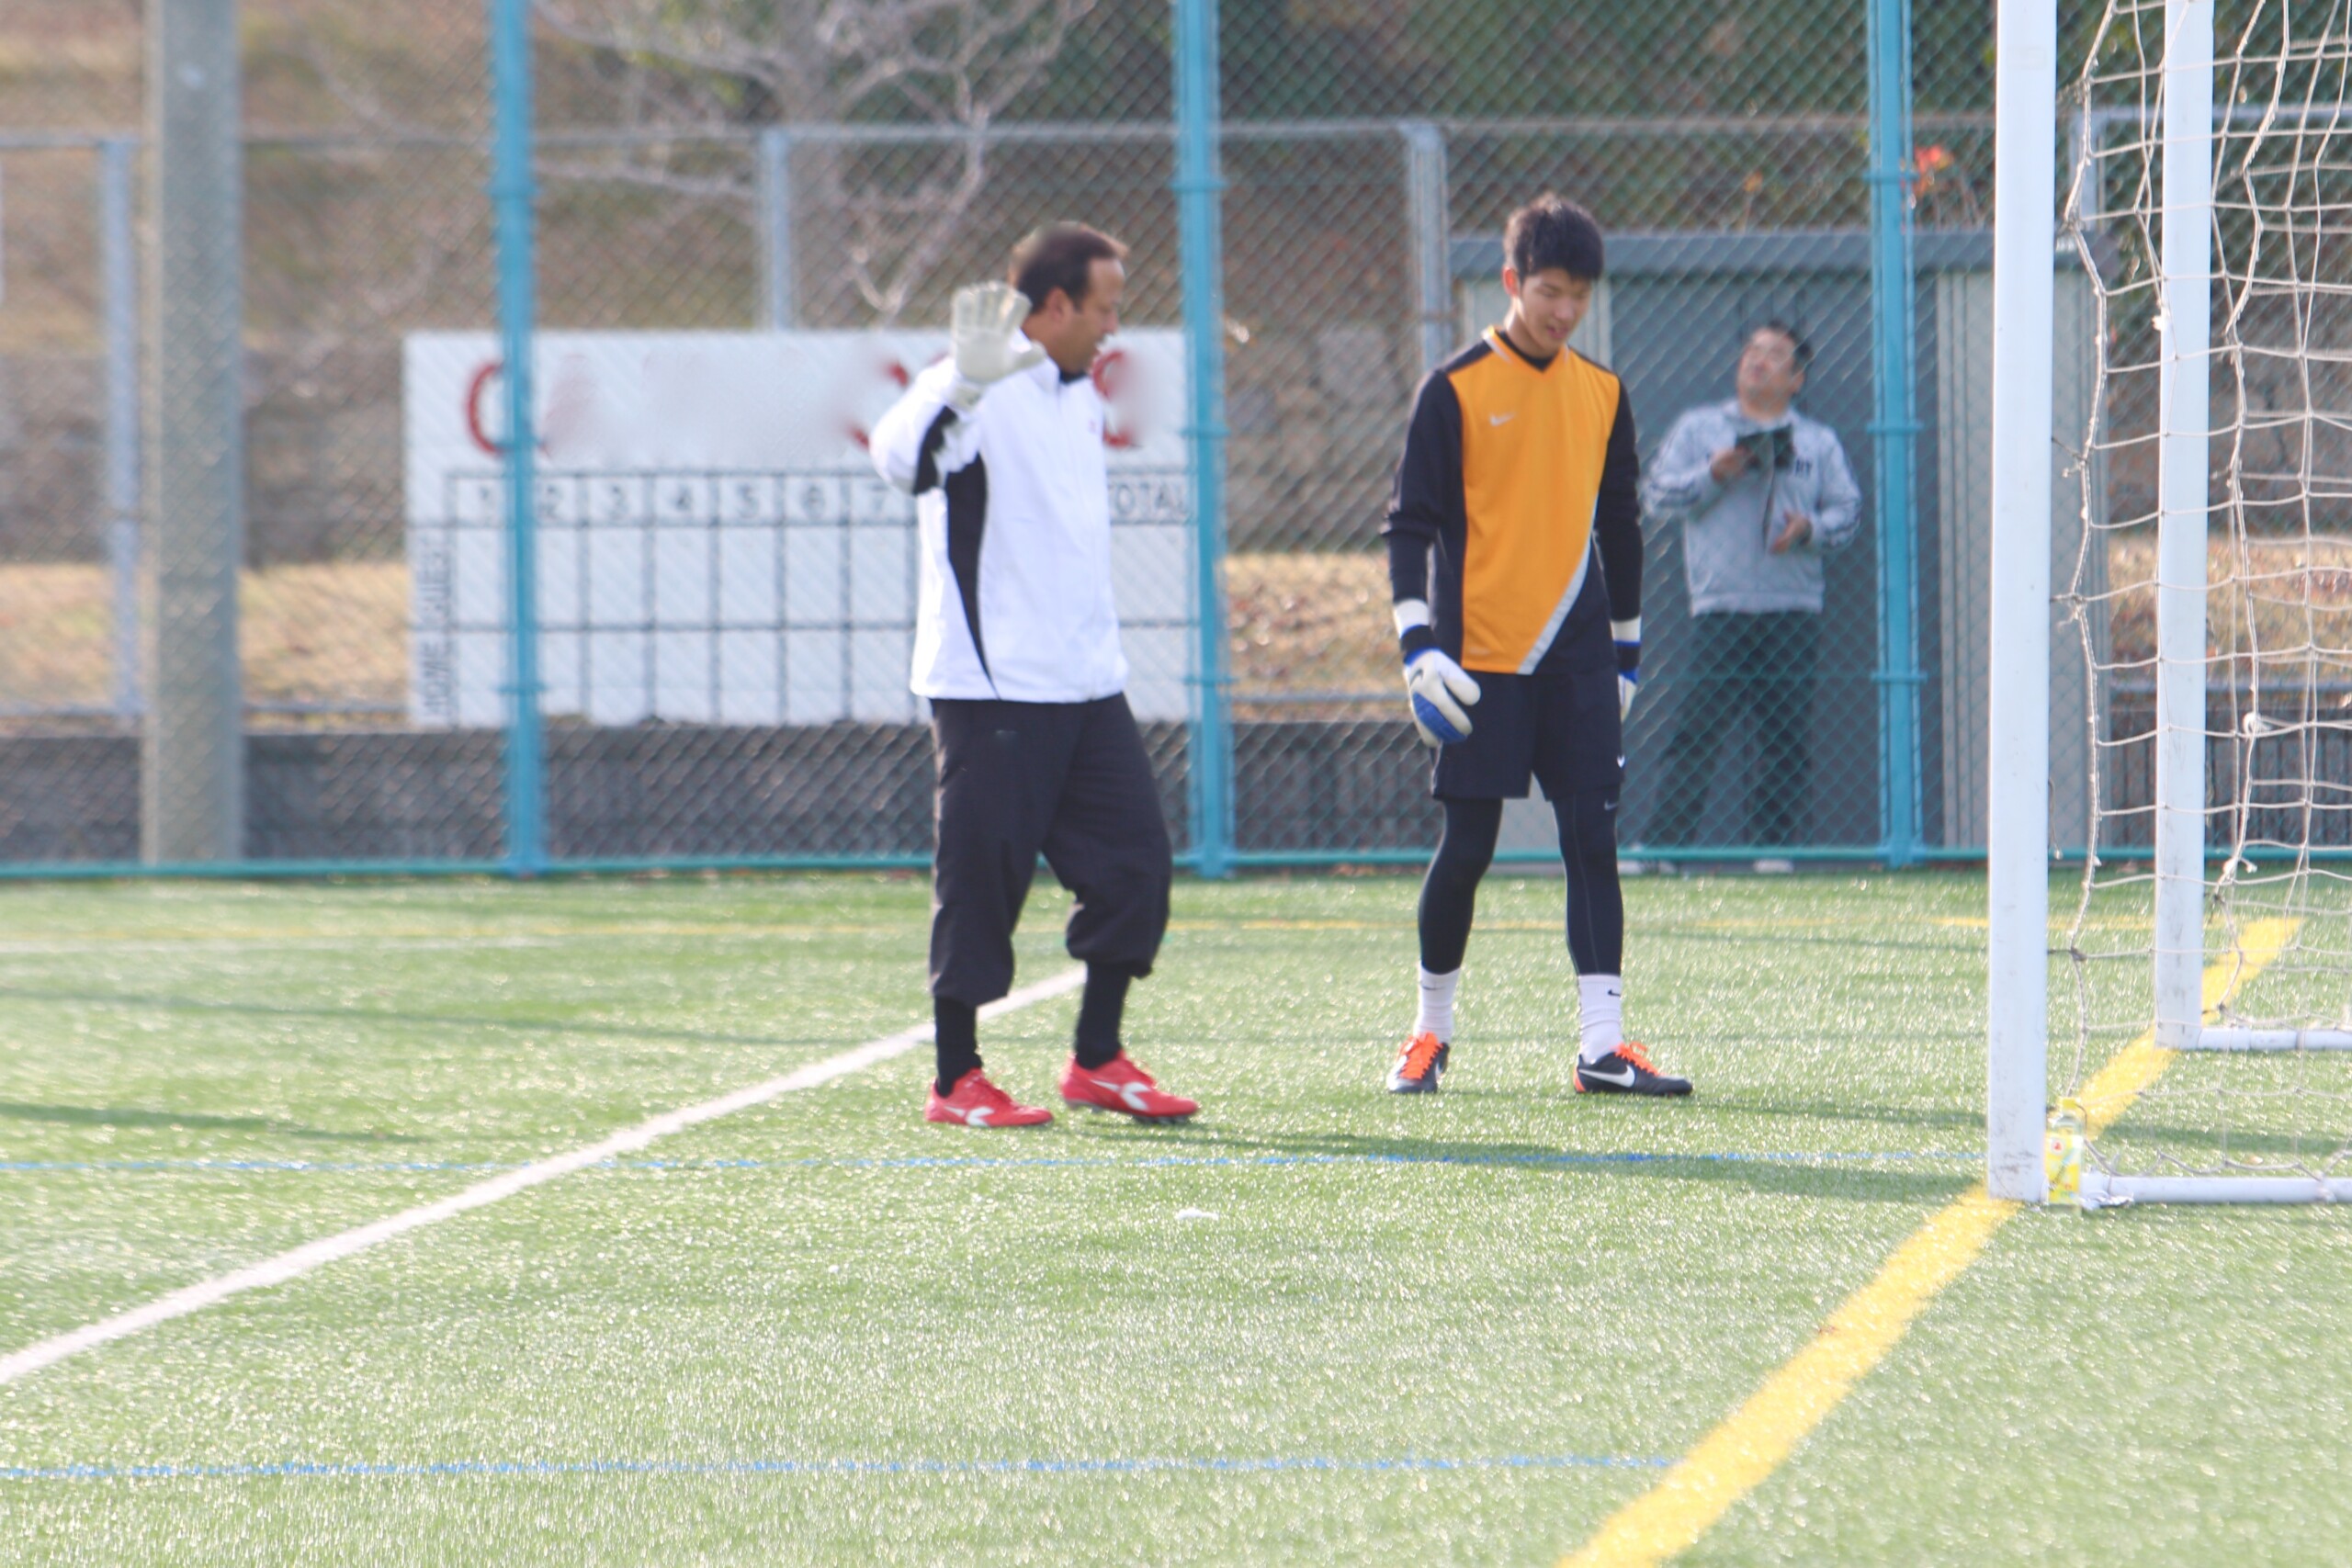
[403, 331, 1194, 728]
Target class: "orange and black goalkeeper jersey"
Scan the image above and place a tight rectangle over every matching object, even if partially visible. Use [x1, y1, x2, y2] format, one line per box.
[1382, 328, 1641, 674]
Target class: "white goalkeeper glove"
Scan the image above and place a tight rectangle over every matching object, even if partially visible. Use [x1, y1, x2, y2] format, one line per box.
[1613, 617, 1641, 722]
[1407, 649, 1481, 746]
[946, 281, 1047, 411]
[1395, 599, 1479, 746]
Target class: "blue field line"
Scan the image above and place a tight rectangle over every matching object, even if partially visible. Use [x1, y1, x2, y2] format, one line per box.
[0, 1149, 1978, 1176]
[0, 1450, 1672, 1483]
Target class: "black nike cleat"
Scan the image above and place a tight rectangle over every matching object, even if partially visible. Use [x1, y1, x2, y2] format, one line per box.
[1574, 1043, 1691, 1097]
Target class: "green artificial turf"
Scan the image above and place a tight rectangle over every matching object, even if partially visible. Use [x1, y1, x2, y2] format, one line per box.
[0, 871, 2344, 1565]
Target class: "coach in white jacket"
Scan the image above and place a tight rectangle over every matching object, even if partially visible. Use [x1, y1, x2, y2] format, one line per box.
[869, 224, 1197, 1129]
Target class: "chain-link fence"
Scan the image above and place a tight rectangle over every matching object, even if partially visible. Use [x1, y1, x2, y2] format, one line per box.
[2, 0, 2071, 877]
[1, 2, 507, 868]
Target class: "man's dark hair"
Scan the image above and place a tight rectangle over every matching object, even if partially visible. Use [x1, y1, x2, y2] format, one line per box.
[1504, 194, 1605, 282]
[1749, 319, 1814, 372]
[1008, 222, 1127, 310]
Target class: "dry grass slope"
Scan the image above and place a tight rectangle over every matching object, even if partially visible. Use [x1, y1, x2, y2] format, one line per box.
[8, 536, 2347, 724]
[0, 554, 1400, 722]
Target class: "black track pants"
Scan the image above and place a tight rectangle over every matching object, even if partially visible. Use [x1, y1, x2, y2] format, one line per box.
[928, 694, 1172, 1007]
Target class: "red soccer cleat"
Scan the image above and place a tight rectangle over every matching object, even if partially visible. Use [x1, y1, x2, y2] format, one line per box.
[1058, 1052, 1199, 1121]
[925, 1068, 1055, 1127]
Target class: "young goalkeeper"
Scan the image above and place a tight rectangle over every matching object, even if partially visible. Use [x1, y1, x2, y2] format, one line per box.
[1379, 193, 1690, 1098]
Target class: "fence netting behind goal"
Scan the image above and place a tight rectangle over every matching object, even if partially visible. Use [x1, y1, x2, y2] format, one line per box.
[2064, 0, 2352, 1203]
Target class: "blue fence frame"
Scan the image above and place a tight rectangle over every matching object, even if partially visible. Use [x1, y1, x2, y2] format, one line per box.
[1868, 0, 1924, 870]
[0, 0, 2008, 883]
[491, 0, 545, 878]
[1175, 0, 1236, 878]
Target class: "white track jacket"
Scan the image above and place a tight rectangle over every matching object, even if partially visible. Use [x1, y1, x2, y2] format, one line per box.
[870, 347, 1128, 705]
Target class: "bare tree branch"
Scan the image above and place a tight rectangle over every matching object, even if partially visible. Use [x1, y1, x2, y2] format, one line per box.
[532, 0, 1097, 321]
[536, 152, 750, 204]
[843, 135, 989, 319]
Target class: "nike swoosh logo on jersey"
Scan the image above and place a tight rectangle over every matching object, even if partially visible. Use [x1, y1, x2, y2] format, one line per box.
[1582, 1063, 1637, 1087]
[1488, 412, 1516, 426]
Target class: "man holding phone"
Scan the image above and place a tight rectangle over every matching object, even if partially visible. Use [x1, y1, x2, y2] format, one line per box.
[1638, 321, 1862, 856]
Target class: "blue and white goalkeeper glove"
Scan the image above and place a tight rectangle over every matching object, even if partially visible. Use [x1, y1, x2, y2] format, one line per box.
[1396, 599, 1480, 747]
[1613, 618, 1641, 720]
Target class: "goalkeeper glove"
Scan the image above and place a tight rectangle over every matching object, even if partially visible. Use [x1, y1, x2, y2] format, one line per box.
[1613, 618, 1641, 721]
[1395, 599, 1479, 746]
[946, 282, 1047, 411]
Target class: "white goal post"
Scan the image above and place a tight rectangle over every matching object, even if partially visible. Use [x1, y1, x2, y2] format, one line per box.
[1989, 0, 2352, 1208]
[1986, 0, 2061, 1203]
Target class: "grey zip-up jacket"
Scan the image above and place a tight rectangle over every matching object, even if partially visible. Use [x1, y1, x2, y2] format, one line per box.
[1640, 400, 1863, 615]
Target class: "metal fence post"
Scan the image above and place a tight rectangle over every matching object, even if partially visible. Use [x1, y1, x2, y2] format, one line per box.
[100, 137, 141, 722]
[143, 0, 243, 863]
[1174, 0, 1233, 877]
[1868, 0, 1922, 867]
[1400, 120, 1451, 378]
[756, 126, 796, 329]
[490, 0, 545, 874]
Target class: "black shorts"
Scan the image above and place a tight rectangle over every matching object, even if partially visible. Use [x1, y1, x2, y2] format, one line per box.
[1430, 660, 1623, 802]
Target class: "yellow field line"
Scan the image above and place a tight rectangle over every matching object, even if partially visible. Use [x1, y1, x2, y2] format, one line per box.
[1926, 915, 2160, 933]
[2071, 916, 2296, 1140]
[1557, 916, 2301, 1568]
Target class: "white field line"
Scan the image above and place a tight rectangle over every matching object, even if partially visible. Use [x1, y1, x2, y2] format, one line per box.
[0, 966, 1086, 1388]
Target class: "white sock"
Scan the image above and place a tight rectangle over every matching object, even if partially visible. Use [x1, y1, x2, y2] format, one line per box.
[1577, 975, 1624, 1063]
[1415, 965, 1460, 1042]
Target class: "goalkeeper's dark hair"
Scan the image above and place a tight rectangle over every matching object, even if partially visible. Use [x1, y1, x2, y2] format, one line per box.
[1749, 319, 1814, 371]
[1504, 194, 1605, 282]
[1008, 223, 1128, 310]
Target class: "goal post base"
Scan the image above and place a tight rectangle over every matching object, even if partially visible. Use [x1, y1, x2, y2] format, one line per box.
[2079, 1171, 2352, 1209]
[2188, 1028, 2352, 1053]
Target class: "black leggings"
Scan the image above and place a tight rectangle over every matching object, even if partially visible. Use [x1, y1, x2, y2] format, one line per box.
[1418, 794, 1624, 976]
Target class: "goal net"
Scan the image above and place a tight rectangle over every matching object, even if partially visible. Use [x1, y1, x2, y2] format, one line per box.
[2059, 0, 2352, 1206]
